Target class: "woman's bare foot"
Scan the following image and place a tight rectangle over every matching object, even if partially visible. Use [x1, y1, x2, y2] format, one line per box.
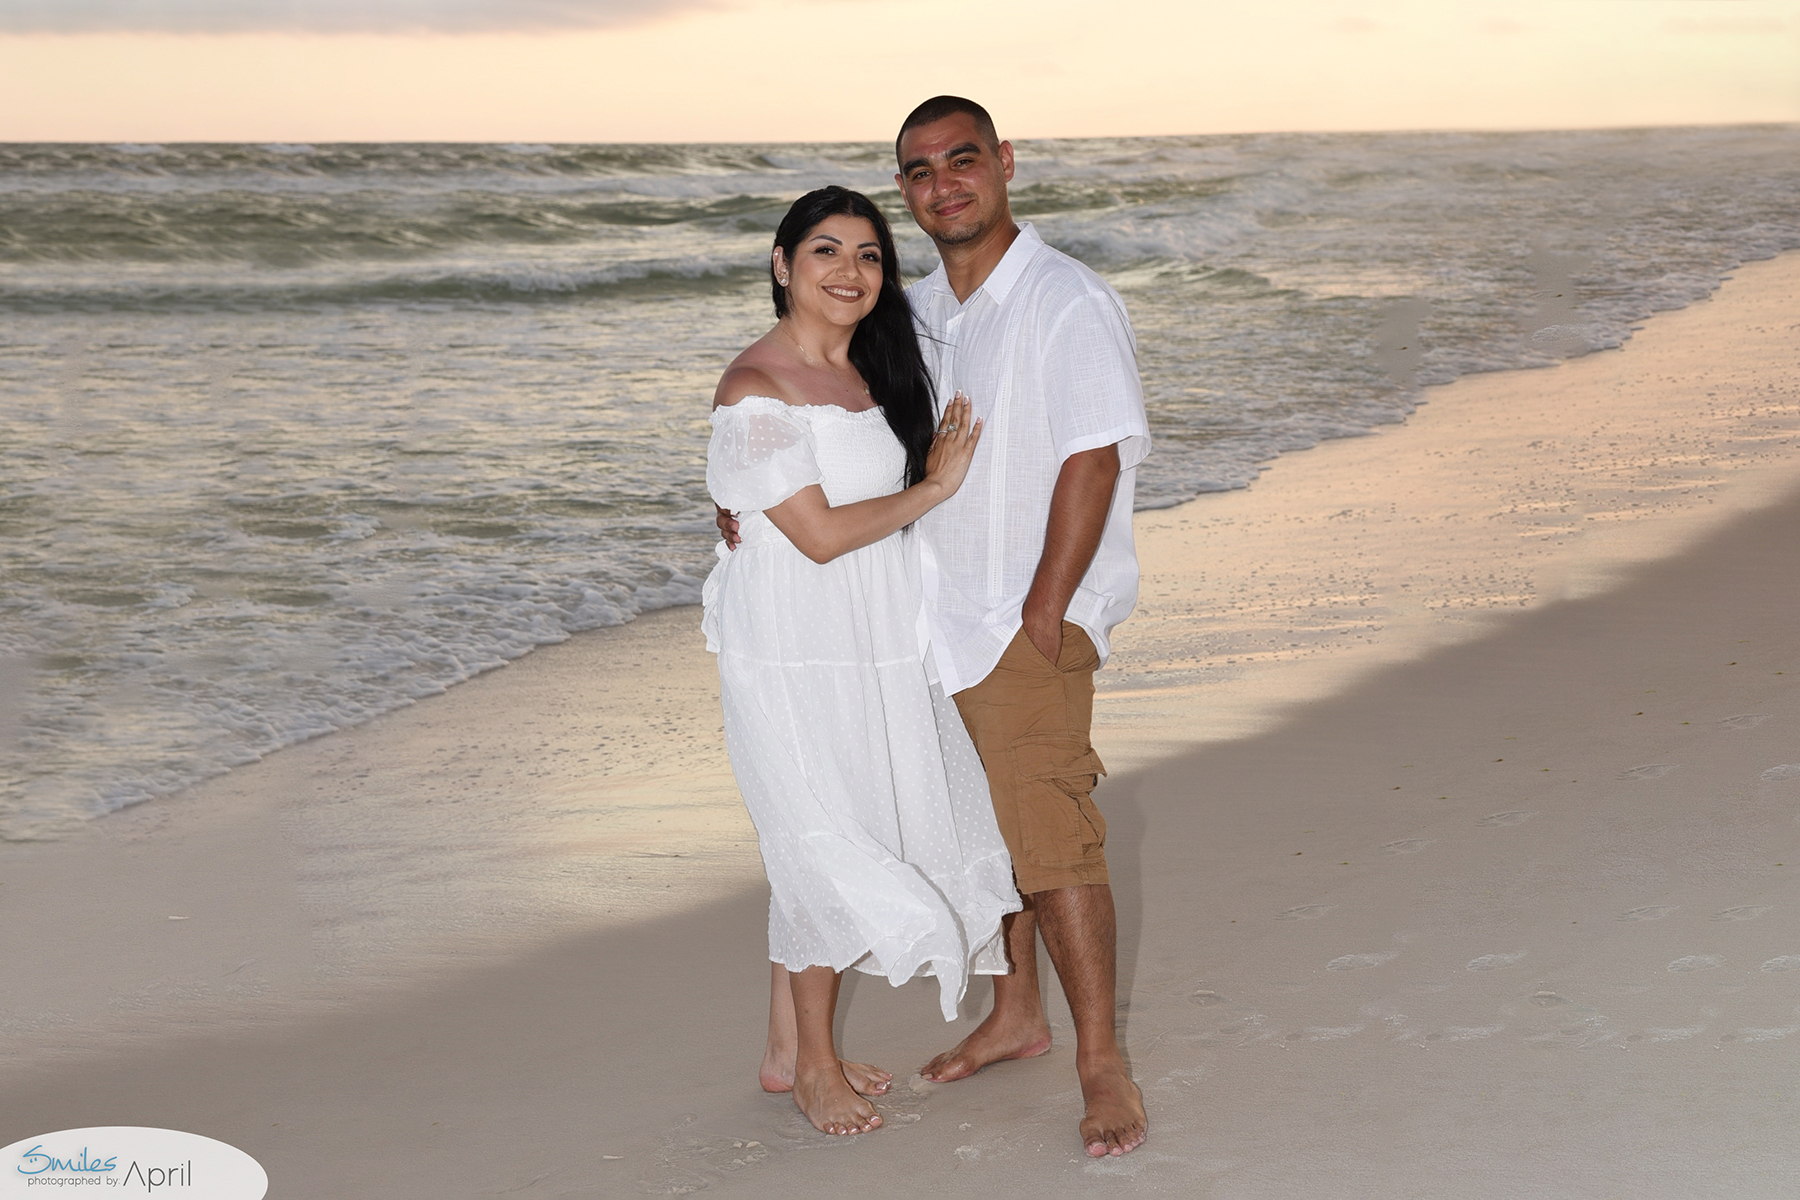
[918, 1009, 1052, 1082]
[1077, 1059, 1146, 1157]
[792, 1060, 883, 1136]
[759, 962, 892, 1096]
[760, 1050, 891, 1097]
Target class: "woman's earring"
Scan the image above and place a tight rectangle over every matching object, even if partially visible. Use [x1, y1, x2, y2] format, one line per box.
[778, 274, 789, 286]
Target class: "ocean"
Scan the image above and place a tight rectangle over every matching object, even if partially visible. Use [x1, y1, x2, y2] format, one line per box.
[3, 126, 1797, 838]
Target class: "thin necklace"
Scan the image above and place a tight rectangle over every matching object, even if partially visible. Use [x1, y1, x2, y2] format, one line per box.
[780, 322, 870, 396]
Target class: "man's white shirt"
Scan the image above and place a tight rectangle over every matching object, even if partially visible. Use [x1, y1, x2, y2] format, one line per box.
[907, 223, 1151, 695]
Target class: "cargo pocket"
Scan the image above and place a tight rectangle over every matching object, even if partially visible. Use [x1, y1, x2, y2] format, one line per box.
[1008, 731, 1108, 869]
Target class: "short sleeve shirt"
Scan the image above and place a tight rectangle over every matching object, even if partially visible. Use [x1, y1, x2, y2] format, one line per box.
[907, 223, 1151, 695]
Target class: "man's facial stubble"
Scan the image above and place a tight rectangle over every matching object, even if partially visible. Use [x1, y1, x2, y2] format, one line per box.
[927, 203, 989, 247]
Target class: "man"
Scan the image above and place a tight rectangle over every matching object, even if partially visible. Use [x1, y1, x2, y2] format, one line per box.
[716, 97, 1150, 1157]
[896, 96, 1149, 1159]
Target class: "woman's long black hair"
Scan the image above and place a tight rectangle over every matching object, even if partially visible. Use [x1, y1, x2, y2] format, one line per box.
[772, 187, 935, 488]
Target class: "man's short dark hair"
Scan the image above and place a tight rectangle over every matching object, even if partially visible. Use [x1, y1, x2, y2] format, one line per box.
[895, 96, 1000, 168]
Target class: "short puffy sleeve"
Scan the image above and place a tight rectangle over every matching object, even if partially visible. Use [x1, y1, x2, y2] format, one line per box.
[706, 396, 823, 513]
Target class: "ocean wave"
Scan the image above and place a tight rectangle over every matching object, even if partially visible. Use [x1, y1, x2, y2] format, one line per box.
[0, 188, 797, 267]
[0, 256, 768, 310]
[0, 140, 897, 195]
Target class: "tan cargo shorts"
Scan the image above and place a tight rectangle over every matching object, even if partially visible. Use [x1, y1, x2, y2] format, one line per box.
[953, 620, 1108, 895]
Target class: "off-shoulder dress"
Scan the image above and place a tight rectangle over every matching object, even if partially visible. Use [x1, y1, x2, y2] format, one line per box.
[701, 395, 1019, 1021]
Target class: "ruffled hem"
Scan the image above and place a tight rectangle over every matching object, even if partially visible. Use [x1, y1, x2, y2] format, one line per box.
[771, 847, 1020, 1022]
[777, 874, 1029, 1021]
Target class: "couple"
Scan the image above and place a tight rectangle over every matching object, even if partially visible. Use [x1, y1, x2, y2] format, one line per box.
[701, 96, 1150, 1158]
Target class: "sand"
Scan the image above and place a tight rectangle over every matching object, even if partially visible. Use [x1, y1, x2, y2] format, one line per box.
[3, 253, 1798, 1197]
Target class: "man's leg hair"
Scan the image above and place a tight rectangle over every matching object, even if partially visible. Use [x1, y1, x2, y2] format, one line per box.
[1032, 882, 1146, 1157]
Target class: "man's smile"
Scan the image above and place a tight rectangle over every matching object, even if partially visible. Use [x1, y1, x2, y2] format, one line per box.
[930, 194, 977, 220]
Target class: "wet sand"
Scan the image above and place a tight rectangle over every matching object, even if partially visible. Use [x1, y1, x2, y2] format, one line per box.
[2, 254, 1797, 1197]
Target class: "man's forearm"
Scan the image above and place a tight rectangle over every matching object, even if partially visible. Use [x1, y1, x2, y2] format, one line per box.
[1021, 444, 1121, 660]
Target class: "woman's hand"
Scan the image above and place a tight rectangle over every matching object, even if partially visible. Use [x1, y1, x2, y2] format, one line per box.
[716, 504, 740, 550]
[759, 394, 982, 565]
[923, 393, 983, 498]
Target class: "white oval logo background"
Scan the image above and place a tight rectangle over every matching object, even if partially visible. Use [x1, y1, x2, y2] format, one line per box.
[2, 1128, 266, 1200]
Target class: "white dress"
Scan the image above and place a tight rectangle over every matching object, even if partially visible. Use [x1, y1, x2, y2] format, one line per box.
[701, 395, 1019, 1021]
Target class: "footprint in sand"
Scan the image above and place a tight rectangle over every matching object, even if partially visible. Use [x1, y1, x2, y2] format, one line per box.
[1298, 1024, 1364, 1042]
[1478, 811, 1534, 827]
[1618, 764, 1677, 780]
[1210, 1014, 1273, 1046]
[1429, 1025, 1503, 1042]
[873, 1077, 932, 1127]
[1530, 991, 1571, 1007]
[1715, 905, 1774, 921]
[1278, 904, 1337, 920]
[1526, 1016, 1615, 1048]
[1724, 1025, 1800, 1044]
[1668, 955, 1724, 972]
[1619, 905, 1678, 921]
[1189, 989, 1226, 1006]
[1760, 764, 1800, 781]
[1720, 714, 1772, 730]
[640, 1117, 772, 1195]
[1381, 839, 1433, 855]
[1466, 951, 1527, 971]
[1760, 956, 1800, 972]
[1327, 951, 1397, 971]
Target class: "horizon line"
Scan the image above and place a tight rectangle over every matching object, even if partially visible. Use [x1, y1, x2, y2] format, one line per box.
[5, 119, 1798, 147]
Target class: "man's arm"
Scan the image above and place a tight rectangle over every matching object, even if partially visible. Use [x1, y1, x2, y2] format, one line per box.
[1020, 442, 1121, 664]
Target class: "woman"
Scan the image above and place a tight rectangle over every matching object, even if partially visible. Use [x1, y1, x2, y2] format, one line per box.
[702, 187, 1019, 1137]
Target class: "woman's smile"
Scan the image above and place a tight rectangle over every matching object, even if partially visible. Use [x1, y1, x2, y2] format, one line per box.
[776, 212, 885, 327]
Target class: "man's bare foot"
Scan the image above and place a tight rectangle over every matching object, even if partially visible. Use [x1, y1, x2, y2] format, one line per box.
[792, 1061, 883, 1136]
[760, 1052, 891, 1097]
[1077, 1060, 1146, 1157]
[918, 1010, 1052, 1082]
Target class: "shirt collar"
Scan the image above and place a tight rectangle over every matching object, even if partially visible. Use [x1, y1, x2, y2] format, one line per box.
[918, 222, 1044, 311]
[977, 222, 1043, 306]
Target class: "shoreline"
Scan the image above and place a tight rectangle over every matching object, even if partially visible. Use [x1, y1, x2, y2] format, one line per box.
[7, 241, 1789, 842]
[3, 251, 1799, 1193]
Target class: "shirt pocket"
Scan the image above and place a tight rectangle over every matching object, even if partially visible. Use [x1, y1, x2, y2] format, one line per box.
[1008, 732, 1108, 868]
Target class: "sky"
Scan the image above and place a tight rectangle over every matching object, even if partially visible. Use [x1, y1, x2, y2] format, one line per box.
[0, 0, 1795, 141]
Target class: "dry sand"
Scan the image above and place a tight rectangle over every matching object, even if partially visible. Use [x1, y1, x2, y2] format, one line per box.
[3, 254, 1798, 1197]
